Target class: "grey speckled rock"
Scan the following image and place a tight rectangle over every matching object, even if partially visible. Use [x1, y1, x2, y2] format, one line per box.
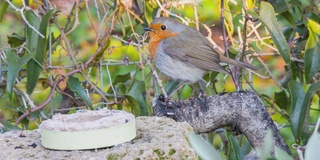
[0, 116, 197, 160]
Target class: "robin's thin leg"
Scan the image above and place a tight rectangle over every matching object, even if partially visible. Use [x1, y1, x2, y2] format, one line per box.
[198, 81, 208, 112]
[198, 81, 205, 97]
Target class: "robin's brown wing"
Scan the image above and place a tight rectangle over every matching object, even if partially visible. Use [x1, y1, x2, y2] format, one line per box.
[163, 27, 229, 74]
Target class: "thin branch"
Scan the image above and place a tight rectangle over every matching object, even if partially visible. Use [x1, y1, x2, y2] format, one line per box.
[93, 0, 101, 22]
[6, 0, 45, 38]
[80, 71, 109, 102]
[221, 0, 240, 90]
[249, 22, 278, 52]
[65, 0, 80, 35]
[193, 1, 199, 31]
[155, 0, 188, 24]
[15, 69, 74, 125]
[85, 0, 98, 36]
[55, 22, 78, 65]
[257, 57, 281, 89]
[202, 24, 224, 54]
[106, 61, 117, 102]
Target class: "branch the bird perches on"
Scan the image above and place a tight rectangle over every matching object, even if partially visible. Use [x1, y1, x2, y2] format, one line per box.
[152, 91, 291, 155]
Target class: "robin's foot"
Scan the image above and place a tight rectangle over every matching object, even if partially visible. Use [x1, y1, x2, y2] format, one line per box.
[198, 89, 207, 99]
[153, 94, 176, 120]
[217, 89, 227, 96]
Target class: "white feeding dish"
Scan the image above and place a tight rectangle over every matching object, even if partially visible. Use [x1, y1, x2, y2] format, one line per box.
[40, 109, 136, 150]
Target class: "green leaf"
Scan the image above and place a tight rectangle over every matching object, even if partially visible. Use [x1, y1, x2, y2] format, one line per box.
[26, 9, 56, 94]
[300, 82, 320, 142]
[224, 0, 234, 35]
[107, 72, 131, 94]
[256, 130, 273, 160]
[144, 0, 156, 24]
[1, 120, 22, 132]
[258, 2, 291, 65]
[247, 9, 259, 19]
[113, 72, 131, 85]
[288, 80, 305, 140]
[304, 19, 320, 82]
[6, 50, 31, 98]
[124, 95, 140, 116]
[127, 79, 147, 115]
[0, 1, 9, 23]
[274, 90, 289, 111]
[8, 33, 26, 48]
[305, 131, 320, 160]
[229, 136, 242, 160]
[67, 76, 93, 110]
[302, 82, 320, 114]
[246, 0, 255, 9]
[115, 83, 127, 95]
[275, 147, 294, 160]
[188, 133, 222, 160]
[25, 10, 40, 56]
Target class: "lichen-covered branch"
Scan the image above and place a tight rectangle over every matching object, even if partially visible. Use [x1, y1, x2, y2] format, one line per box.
[152, 91, 291, 155]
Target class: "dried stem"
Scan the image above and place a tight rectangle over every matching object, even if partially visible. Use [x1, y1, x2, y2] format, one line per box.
[155, 0, 188, 24]
[6, 0, 45, 38]
[220, 0, 240, 90]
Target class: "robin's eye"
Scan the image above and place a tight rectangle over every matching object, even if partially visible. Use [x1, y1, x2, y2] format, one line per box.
[161, 25, 166, 30]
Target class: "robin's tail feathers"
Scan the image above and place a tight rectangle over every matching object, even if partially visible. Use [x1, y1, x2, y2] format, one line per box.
[220, 56, 261, 71]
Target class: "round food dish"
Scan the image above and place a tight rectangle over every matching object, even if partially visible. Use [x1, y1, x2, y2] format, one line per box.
[40, 109, 136, 150]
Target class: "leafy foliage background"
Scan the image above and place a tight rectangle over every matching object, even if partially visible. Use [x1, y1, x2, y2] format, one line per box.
[0, 0, 319, 159]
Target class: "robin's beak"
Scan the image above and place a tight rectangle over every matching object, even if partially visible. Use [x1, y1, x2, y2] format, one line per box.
[144, 27, 153, 32]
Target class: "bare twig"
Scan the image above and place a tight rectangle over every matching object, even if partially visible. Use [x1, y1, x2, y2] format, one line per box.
[85, 0, 98, 36]
[193, 1, 199, 31]
[14, 39, 110, 125]
[65, 0, 80, 35]
[106, 61, 117, 102]
[55, 22, 78, 65]
[6, 0, 45, 38]
[131, 32, 146, 81]
[249, 22, 278, 52]
[220, 0, 240, 90]
[15, 69, 78, 125]
[257, 57, 281, 89]
[93, 0, 101, 22]
[292, 144, 304, 160]
[155, 0, 188, 24]
[112, 35, 147, 47]
[202, 24, 224, 54]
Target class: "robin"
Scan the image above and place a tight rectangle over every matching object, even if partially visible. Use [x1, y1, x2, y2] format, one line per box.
[144, 17, 260, 85]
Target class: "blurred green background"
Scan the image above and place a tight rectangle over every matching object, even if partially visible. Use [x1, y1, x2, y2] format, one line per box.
[1, 0, 320, 159]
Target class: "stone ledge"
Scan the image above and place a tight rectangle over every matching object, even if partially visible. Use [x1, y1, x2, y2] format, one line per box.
[0, 116, 197, 159]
